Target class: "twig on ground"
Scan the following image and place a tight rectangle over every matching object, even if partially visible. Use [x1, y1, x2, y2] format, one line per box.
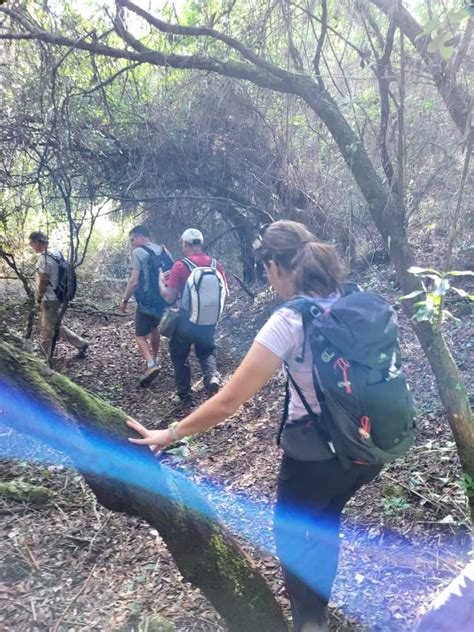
[52, 563, 97, 632]
[232, 274, 255, 299]
[68, 303, 127, 318]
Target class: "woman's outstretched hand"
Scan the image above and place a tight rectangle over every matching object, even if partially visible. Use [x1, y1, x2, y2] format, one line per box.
[127, 418, 173, 454]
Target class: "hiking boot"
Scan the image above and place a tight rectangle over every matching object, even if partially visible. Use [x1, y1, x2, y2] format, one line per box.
[139, 364, 160, 387]
[206, 375, 220, 396]
[75, 343, 89, 359]
[172, 392, 193, 408]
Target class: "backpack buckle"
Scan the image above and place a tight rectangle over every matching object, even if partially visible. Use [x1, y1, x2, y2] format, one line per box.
[321, 348, 335, 363]
[334, 357, 352, 394]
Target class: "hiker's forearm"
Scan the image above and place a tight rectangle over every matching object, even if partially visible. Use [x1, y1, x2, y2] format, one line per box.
[36, 275, 48, 301]
[123, 271, 139, 302]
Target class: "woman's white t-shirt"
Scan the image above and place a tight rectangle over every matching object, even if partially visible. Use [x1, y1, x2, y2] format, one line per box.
[254, 295, 339, 422]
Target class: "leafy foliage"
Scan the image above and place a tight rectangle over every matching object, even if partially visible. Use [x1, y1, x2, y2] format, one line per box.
[402, 267, 474, 328]
[419, 6, 471, 59]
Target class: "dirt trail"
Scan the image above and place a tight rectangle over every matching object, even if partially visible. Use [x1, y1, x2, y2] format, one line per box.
[0, 278, 471, 631]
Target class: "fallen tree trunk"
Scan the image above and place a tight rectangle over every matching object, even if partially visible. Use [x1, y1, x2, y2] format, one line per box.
[0, 341, 287, 631]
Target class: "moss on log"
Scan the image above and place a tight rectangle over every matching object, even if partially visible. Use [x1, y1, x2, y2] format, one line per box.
[0, 341, 287, 631]
[0, 479, 54, 504]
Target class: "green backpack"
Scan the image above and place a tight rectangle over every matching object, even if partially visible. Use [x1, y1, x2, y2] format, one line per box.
[279, 284, 416, 467]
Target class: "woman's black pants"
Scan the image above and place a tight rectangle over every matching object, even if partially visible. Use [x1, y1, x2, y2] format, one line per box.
[274, 456, 382, 631]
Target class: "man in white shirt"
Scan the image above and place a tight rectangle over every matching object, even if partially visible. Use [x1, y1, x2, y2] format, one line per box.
[29, 231, 88, 357]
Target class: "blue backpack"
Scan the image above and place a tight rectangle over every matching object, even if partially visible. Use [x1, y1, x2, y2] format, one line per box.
[135, 245, 174, 313]
[45, 252, 77, 303]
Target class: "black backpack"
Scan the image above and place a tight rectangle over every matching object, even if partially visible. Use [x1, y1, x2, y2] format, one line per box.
[280, 283, 416, 468]
[135, 245, 174, 312]
[46, 253, 77, 303]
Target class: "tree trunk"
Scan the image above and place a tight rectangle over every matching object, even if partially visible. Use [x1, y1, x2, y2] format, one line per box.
[295, 79, 474, 517]
[0, 341, 287, 631]
[387, 247, 474, 519]
[369, 0, 471, 136]
[411, 323, 474, 516]
[214, 202, 258, 283]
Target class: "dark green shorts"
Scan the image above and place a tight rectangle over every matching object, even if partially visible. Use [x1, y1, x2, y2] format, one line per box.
[135, 306, 163, 336]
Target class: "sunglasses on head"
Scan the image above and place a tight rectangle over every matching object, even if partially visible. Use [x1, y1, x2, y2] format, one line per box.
[258, 223, 271, 240]
[253, 223, 271, 249]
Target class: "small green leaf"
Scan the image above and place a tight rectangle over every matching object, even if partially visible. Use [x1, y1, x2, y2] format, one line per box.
[423, 100, 435, 111]
[439, 45, 455, 60]
[408, 266, 440, 276]
[421, 17, 441, 35]
[451, 287, 474, 299]
[446, 270, 474, 276]
[401, 290, 424, 300]
[432, 279, 451, 296]
[443, 309, 461, 323]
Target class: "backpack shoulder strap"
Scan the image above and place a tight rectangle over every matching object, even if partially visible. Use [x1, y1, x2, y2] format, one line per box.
[280, 297, 322, 362]
[182, 257, 197, 271]
[287, 365, 321, 419]
[283, 296, 325, 318]
[139, 245, 154, 256]
[277, 376, 291, 446]
[278, 364, 336, 456]
[43, 252, 62, 289]
[210, 258, 217, 269]
[342, 281, 362, 295]
[45, 252, 61, 264]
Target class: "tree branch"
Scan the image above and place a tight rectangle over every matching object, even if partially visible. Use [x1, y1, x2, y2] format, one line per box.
[289, 1, 368, 61]
[444, 130, 473, 271]
[369, 0, 471, 134]
[0, 23, 303, 96]
[116, 0, 296, 83]
[312, 0, 327, 86]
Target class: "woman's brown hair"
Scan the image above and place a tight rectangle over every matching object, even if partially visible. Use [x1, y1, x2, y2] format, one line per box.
[254, 220, 346, 297]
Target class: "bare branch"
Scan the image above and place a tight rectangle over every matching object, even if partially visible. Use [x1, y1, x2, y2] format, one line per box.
[377, 19, 397, 186]
[313, 0, 327, 86]
[0, 247, 34, 300]
[0, 22, 301, 96]
[116, 0, 296, 83]
[444, 130, 473, 271]
[289, 1, 368, 61]
[369, 0, 471, 134]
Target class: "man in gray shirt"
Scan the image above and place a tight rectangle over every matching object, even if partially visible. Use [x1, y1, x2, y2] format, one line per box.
[29, 231, 88, 358]
[120, 225, 173, 386]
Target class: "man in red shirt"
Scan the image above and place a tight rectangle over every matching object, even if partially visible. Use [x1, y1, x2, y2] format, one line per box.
[159, 228, 228, 406]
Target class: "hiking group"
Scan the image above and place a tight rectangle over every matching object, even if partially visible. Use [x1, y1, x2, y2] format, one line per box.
[29, 224, 228, 404]
[128, 220, 416, 632]
[30, 219, 416, 631]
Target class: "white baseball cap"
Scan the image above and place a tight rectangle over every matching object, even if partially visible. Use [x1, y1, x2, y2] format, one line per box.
[181, 228, 204, 244]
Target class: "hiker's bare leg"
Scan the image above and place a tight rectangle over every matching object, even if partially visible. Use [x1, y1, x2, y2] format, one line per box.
[150, 327, 160, 360]
[135, 335, 153, 363]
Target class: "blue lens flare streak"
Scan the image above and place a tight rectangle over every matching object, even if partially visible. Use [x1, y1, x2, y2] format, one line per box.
[0, 379, 463, 616]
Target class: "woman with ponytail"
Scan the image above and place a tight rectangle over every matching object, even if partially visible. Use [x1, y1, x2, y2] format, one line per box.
[128, 220, 382, 632]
